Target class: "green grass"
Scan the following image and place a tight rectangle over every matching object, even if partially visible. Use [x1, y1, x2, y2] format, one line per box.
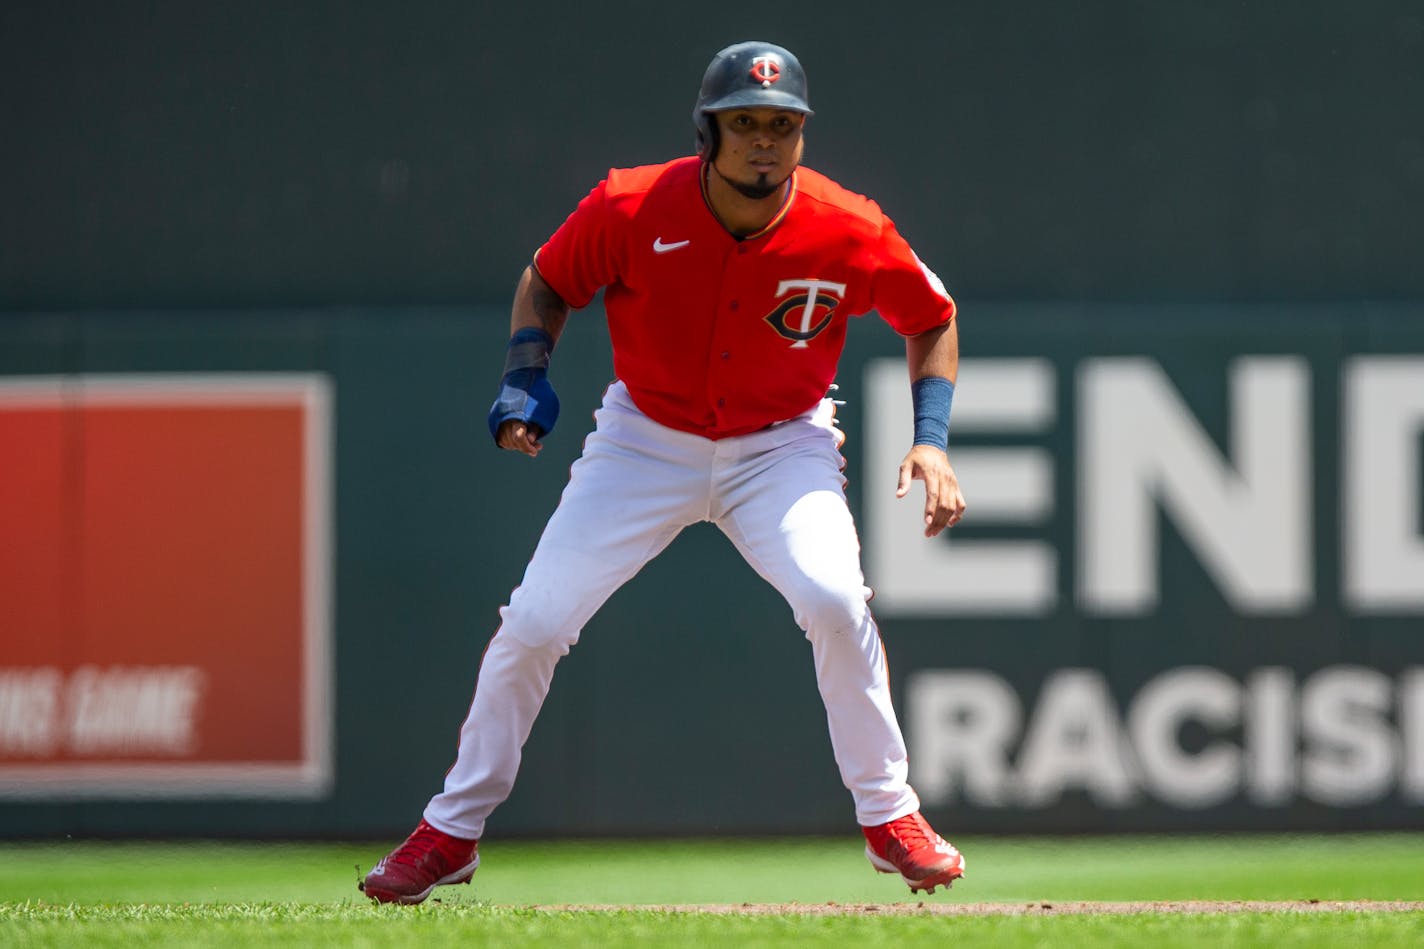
[2, 834, 1422, 947]
[4, 903, 1422, 949]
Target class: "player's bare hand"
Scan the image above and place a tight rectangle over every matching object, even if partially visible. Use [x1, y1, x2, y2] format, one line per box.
[496, 419, 544, 457]
[896, 445, 966, 537]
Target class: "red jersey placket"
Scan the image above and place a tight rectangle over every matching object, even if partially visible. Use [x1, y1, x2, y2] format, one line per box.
[708, 240, 760, 432]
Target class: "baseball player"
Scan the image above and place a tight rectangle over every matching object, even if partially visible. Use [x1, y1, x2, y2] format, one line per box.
[362, 40, 966, 905]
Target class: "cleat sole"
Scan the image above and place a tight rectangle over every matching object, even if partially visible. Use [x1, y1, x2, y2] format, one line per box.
[865, 844, 964, 895]
[907, 872, 961, 895]
[361, 858, 479, 906]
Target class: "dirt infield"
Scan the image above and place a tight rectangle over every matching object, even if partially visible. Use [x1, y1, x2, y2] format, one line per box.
[534, 901, 1424, 916]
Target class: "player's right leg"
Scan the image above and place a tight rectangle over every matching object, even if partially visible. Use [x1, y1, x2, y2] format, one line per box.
[363, 383, 710, 903]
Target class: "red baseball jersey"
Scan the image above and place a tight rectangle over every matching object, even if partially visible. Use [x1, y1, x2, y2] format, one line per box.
[534, 156, 955, 439]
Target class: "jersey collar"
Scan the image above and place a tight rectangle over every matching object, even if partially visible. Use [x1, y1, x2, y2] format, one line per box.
[699, 162, 799, 241]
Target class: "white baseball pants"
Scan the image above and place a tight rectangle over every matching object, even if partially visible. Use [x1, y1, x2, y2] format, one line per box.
[424, 381, 921, 838]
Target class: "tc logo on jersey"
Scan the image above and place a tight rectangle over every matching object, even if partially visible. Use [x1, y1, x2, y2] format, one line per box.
[750, 57, 781, 87]
[763, 279, 847, 349]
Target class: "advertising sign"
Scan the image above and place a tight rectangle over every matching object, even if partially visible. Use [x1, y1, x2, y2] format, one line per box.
[0, 375, 333, 798]
[861, 343, 1424, 822]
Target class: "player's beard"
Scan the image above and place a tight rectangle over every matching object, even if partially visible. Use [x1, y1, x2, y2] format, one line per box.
[714, 163, 788, 200]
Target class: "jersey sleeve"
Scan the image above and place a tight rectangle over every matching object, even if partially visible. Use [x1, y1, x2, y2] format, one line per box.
[868, 215, 956, 336]
[532, 177, 619, 309]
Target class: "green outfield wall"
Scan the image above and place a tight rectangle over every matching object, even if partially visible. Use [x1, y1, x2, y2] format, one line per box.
[2, 304, 1421, 838]
[4, 1, 1422, 838]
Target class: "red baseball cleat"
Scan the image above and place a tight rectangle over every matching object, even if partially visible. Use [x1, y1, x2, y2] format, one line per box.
[862, 811, 965, 894]
[360, 819, 480, 905]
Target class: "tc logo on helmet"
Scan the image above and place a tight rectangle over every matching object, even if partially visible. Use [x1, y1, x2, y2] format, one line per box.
[749, 57, 782, 88]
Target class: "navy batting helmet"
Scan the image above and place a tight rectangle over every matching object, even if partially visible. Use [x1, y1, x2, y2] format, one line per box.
[693, 41, 813, 160]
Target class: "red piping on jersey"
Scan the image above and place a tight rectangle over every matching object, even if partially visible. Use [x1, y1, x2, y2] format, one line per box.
[699, 163, 799, 240]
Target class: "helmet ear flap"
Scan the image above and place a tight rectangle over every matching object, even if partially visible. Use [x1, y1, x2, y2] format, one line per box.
[695, 113, 719, 161]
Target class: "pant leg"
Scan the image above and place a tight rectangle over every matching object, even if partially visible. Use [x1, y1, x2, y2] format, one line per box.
[713, 404, 921, 827]
[425, 383, 711, 838]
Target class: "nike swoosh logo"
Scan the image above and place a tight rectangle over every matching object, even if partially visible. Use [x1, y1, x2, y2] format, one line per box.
[653, 237, 691, 253]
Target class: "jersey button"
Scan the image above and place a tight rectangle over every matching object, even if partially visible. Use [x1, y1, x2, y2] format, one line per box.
[729, 301, 739, 311]
[717, 398, 726, 407]
[721, 351, 730, 360]
[737, 246, 748, 255]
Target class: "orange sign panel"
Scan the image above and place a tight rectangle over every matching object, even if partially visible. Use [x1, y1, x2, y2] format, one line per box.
[0, 376, 332, 798]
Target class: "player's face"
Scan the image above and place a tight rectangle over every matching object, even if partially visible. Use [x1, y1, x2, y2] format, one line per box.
[712, 108, 805, 199]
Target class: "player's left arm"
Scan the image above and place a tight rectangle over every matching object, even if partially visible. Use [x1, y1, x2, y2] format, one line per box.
[897, 318, 966, 537]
